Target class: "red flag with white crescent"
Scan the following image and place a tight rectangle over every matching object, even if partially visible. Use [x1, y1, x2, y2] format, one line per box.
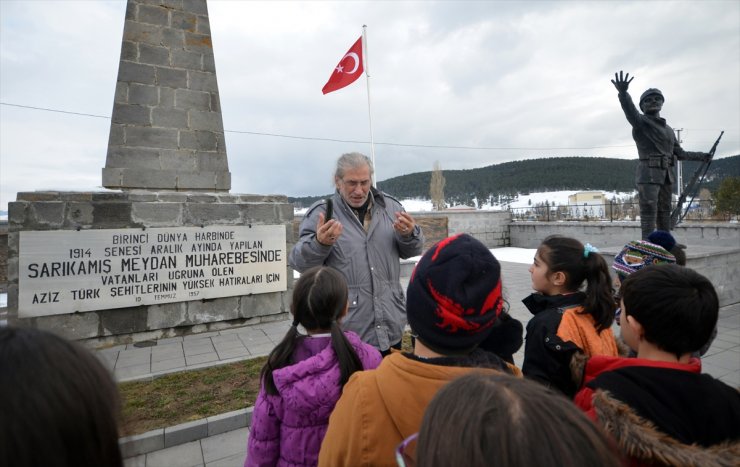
[322, 36, 364, 95]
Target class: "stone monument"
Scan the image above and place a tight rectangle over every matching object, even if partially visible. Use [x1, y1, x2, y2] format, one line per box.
[7, 0, 294, 346]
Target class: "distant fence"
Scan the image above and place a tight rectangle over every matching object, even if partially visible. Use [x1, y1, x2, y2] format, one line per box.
[509, 200, 726, 223]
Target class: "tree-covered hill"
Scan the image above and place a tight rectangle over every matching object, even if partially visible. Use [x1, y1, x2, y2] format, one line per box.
[289, 155, 739, 208]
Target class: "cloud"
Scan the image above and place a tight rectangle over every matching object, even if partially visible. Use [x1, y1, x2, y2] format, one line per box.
[1, 0, 738, 210]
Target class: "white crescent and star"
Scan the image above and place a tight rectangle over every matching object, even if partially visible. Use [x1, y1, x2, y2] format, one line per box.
[336, 52, 360, 75]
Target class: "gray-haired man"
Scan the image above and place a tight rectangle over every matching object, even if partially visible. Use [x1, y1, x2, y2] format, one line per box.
[289, 153, 425, 354]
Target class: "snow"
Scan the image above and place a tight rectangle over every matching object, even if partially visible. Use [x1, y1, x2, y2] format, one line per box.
[294, 190, 636, 215]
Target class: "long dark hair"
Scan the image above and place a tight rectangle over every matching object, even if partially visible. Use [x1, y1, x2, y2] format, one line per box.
[260, 266, 364, 395]
[417, 373, 622, 467]
[0, 327, 123, 467]
[538, 235, 615, 332]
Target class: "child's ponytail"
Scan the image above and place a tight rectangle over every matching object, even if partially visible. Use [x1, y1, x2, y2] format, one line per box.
[539, 236, 616, 332]
[582, 249, 616, 332]
[260, 321, 301, 396]
[329, 320, 364, 389]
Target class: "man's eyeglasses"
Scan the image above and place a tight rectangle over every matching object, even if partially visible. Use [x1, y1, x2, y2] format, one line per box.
[395, 432, 418, 467]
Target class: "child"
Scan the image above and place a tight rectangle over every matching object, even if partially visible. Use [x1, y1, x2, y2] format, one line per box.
[414, 373, 622, 467]
[318, 234, 522, 466]
[575, 265, 740, 465]
[522, 235, 618, 397]
[245, 266, 382, 467]
[0, 327, 123, 467]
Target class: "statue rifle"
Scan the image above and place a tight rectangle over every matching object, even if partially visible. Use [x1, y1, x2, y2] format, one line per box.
[670, 131, 723, 228]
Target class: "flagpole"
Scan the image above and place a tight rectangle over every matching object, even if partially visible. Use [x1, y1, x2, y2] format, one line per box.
[362, 25, 378, 188]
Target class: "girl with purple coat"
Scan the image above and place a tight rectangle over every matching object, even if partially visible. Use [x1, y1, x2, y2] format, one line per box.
[245, 266, 382, 467]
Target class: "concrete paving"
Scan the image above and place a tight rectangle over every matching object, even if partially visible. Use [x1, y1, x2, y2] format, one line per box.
[113, 260, 740, 466]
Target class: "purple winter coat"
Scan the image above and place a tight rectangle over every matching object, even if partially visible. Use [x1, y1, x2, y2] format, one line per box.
[245, 331, 382, 467]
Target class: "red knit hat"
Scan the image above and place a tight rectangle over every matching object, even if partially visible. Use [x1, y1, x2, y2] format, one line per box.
[406, 234, 504, 353]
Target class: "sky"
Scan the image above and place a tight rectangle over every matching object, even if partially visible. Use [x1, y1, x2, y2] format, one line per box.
[1, 0, 739, 213]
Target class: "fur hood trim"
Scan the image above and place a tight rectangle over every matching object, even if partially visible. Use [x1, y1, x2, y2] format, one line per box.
[592, 390, 740, 467]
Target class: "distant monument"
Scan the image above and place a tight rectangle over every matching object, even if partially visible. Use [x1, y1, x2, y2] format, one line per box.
[611, 70, 710, 239]
[7, 0, 293, 345]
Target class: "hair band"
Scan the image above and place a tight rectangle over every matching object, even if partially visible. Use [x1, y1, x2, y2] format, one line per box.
[583, 243, 599, 258]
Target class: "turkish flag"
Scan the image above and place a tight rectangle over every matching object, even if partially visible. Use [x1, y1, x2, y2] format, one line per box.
[322, 36, 364, 95]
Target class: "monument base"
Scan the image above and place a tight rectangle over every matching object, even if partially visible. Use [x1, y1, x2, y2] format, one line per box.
[7, 190, 295, 347]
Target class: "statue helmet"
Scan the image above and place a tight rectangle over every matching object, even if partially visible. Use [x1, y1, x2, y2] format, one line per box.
[639, 88, 664, 108]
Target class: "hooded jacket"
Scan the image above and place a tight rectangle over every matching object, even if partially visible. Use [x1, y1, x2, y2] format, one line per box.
[289, 189, 424, 351]
[522, 292, 618, 397]
[574, 355, 740, 467]
[245, 331, 382, 467]
[317, 349, 520, 467]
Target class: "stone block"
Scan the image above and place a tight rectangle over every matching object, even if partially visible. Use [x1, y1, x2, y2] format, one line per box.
[180, 130, 217, 151]
[239, 292, 284, 319]
[196, 152, 229, 171]
[92, 202, 133, 226]
[111, 103, 151, 125]
[125, 127, 179, 148]
[156, 192, 189, 202]
[127, 191, 159, 202]
[114, 82, 128, 104]
[164, 419, 208, 447]
[156, 66, 187, 89]
[129, 83, 159, 106]
[196, 15, 210, 35]
[202, 51, 215, 72]
[209, 92, 221, 112]
[188, 297, 240, 322]
[276, 204, 294, 222]
[160, 27, 185, 49]
[188, 70, 218, 92]
[122, 169, 178, 190]
[101, 307, 149, 335]
[207, 409, 248, 436]
[132, 202, 183, 225]
[31, 202, 65, 226]
[188, 109, 223, 132]
[215, 132, 227, 152]
[91, 192, 128, 202]
[8, 202, 28, 225]
[175, 89, 210, 110]
[139, 43, 170, 66]
[106, 147, 161, 170]
[66, 202, 94, 224]
[159, 149, 197, 171]
[186, 203, 241, 223]
[179, 171, 230, 191]
[159, 87, 175, 107]
[146, 302, 189, 328]
[102, 168, 125, 188]
[120, 42, 138, 65]
[119, 429, 164, 458]
[183, 0, 209, 16]
[118, 60, 156, 84]
[125, 0, 136, 21]
[171, 10, 197, 32]
[152, 107, 188, 129]
[242, 203, 278, 222]
[171, 49, 202, 70]
[108, 123, 125, 146]
[33, 312, 101, 340]
[186, 194, 218, 203]
[122, 21, 163, 47]
[184, 32, 213, 54]
[137, 4, 170, 27]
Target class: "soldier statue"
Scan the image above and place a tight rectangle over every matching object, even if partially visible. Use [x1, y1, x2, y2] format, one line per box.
[612, 70, 711, 239]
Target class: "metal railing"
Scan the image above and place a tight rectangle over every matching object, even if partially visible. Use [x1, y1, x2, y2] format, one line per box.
[509, 200, 724, 223]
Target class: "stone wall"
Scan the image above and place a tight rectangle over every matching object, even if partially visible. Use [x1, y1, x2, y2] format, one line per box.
[7, 191, 293, 346]
[510, 221, 740, 249]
